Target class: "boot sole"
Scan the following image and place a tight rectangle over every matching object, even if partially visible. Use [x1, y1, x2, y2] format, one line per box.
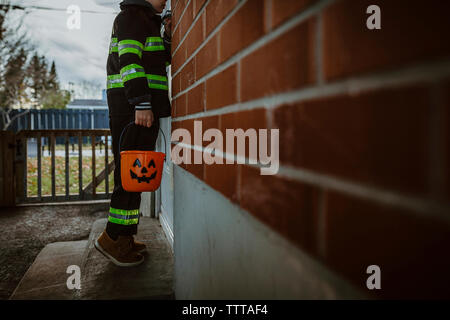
[94, 239, 144, 267]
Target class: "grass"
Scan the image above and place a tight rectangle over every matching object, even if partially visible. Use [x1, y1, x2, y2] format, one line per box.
[27, 153, 115, 197]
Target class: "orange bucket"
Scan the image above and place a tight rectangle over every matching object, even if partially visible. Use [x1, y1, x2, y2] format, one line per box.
[119, 122, 166, 192]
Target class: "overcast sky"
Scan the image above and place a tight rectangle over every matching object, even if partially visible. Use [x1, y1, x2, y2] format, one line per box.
[7, 0, 170, 99]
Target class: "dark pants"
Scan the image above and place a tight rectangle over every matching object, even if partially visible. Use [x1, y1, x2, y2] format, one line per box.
[106, 113, 160, 238]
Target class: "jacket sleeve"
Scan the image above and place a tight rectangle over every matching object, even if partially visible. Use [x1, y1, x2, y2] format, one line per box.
[116, 12, 152, 110]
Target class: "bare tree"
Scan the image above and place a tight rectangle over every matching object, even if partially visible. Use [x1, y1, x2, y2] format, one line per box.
[0, 2, 69, 130]
[0, 1, 32, 130]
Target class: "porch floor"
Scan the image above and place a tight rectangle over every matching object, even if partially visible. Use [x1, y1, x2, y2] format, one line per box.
[9, 217, 174, 300]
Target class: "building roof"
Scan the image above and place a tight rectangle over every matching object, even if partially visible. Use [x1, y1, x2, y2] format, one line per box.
[68, 99, 107, 107]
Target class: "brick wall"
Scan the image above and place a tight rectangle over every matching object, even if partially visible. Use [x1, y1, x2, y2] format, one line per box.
[170, 0, 450, 299]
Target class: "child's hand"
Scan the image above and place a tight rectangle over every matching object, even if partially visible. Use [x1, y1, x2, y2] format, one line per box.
[135, 109, 154, 128]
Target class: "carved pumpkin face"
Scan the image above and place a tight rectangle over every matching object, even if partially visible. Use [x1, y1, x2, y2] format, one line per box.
[130, 158, 157, 183]
[121, 150, 165, 192]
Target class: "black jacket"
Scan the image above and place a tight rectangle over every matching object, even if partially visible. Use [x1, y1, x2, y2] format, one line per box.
[106, 0, 171, 118]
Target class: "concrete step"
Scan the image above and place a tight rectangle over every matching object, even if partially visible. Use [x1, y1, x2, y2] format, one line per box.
[77, 218, 174, 300]
[9, 240, 88, 300]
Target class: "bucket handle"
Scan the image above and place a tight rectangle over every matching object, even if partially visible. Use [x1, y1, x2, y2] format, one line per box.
[118, 121, 167, 158]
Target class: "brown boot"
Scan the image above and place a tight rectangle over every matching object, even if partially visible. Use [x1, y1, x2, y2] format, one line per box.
[95, 231, 144, 267]
[131, 237, 147, 253]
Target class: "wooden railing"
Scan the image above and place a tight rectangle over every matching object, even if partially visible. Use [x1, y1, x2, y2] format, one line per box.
[15, 129, 114, 204]
[0, 131, 15, 207]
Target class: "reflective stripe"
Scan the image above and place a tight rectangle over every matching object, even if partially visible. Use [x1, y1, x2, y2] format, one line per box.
[147, 74, 167, 81]
[147, 74, 168, 90]
[119, 39, 144, 49]
[118, 39, 144, 58]
[110, 207, 140, 215]
[146, 37, 163, 42]
[110, 37, 165, 54]
[109, 212, 139, 220]
[108, 216, 139, 225]
[108, 207, 139, 225]
[119, 45, 143, 58]
[144, 45, 165, 51]
[109, 37, 118, 53]
[120, 64, 146, 83]
[110, 38, 146, 56]
[106, 73, 168, 91]
[144, 36, 165, 51]
[121, 66, 145, 78]
[107, 74, 124, 89]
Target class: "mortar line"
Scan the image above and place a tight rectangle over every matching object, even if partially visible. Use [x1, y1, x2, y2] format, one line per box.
[172, 0, 335, 79]
[316, 11, 324, 85]
[172, 142, 450, 223]
[173, 0, 193, 35]
[172, 58, 450, 122]
[173, 0, 245, 58]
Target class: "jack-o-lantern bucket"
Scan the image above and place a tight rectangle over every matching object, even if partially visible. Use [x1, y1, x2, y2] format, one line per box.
[119, 122, 166, 192]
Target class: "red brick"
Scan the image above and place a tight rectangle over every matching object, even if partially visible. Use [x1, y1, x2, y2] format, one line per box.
[199, 115, 219, 148]
[204, 158, 239, 202]
[180, 118, 194, 137]
[172, 3, 178, 23]
[171, 73, 181, 97]
[171, 119, 180, 132]
[272, 85, 431, 196]
[219, 108, 267, 163]
[179, 0, 194, 38]
[172, 0, 185, 27]
[176, 115, 219, 148]
[220, 0, 265, 62]
[271, 0, 317, 28]
[172, 27, 182, 54]
[220, 108, 267, 133]
[240, 165, 320, 254]
[205, 64, 237, 110]
[172, 118, 193, 139]
[324, 190, 450, 299]
[171, 98, 177, 118]
[186, 15, 204, 58]
[202, 114, 219, 128]
[172, 94, 186, 118]
[205, 0, 238, 36]
[241, 17, 316, 102]
[174, 0, 186, 13]
[194, 0, 207, 17]
[187, 83, 205, 115]
[180, 57, 196, 92]
[323, 0, 450, 80]
[195, 35, 219, 79]
[171, 44, 184, 73]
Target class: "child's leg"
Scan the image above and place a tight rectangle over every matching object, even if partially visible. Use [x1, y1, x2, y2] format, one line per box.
[106, 114, 160, 239]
